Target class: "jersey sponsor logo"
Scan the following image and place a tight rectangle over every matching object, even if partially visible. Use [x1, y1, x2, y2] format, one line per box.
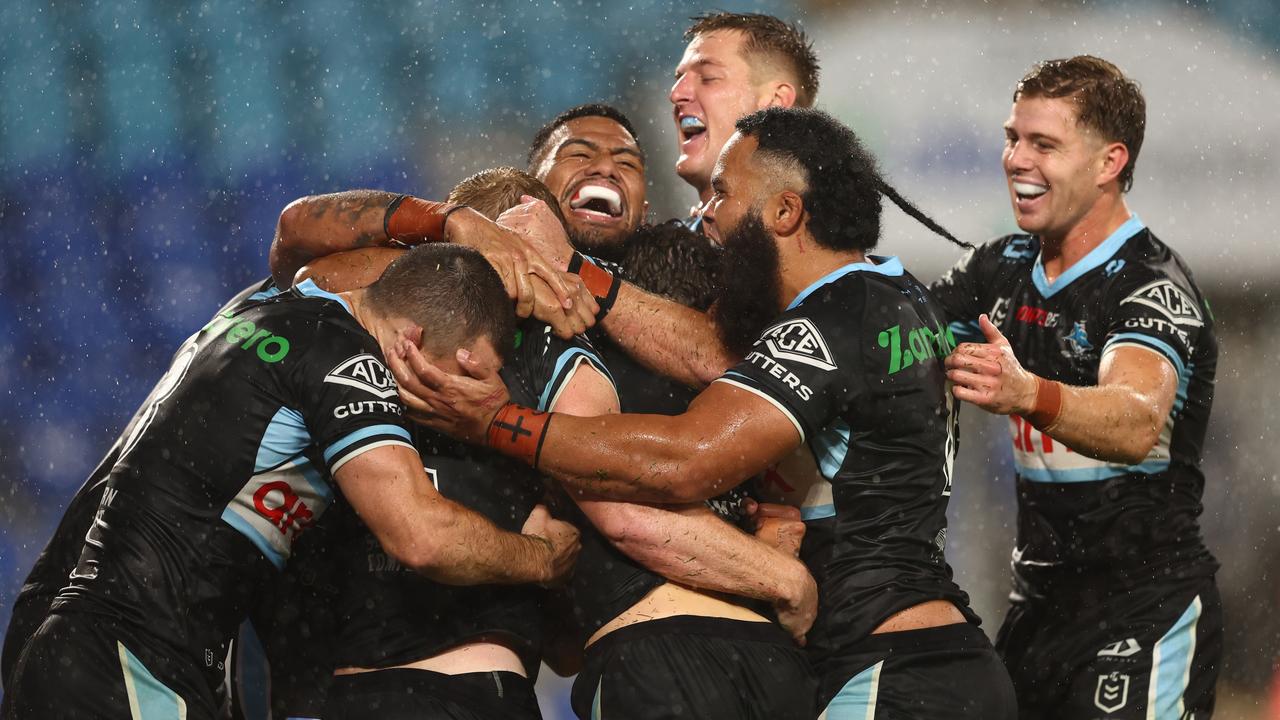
[1121, 279, 1204, 328]
[1098, 638, 1142, 658]
[253, 481, 317, 536]
[1093, 671, 1130, 713]
[203, 311, 292, 362]
[1015, 305, 1061, 328]
[325, 353, 398, 399]
[225, 463, 331, 562]
[758, 318, 837, 371]
[876, 323, 956, 375]
[1121, 317, 1192, 348]
[745, 351, 814, 401]
[333, 399, 403, 419]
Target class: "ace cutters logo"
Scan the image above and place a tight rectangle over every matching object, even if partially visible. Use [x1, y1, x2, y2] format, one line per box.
[759, 318, 837, 371]
[325, 354, 398, 399]
[1094, 671, 1130, 713]
[1121, 279, 1204, 327]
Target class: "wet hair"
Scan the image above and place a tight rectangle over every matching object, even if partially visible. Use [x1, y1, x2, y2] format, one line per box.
[621, 221, 721, 311]
[448, 166, 567, 226]
[734, 107, 970, 252]
[366, 244, 515, 362]
[527, 104, 643, 171]
[686, 12, 820, 107]
[1015, 55, 1146, 192]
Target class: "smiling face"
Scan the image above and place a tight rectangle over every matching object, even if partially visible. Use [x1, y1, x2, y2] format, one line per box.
[1003, 96, 1113, 244]
[534, 116, 647, 258]
[670, 30, 775, 202]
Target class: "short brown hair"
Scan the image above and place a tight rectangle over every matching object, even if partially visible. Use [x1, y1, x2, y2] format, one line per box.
[448, 166, 568, 226]
[686, 12, 819, 107]
[1015, 55, 1146, 192]
[366, 244, 515, 362]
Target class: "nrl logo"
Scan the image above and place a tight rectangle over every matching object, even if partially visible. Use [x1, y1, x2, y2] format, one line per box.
[758, 318, 837, 371]
[325, 353, 398, 399]
[1094, 671, 1130, 713]
[1121, 280, 1204, 327]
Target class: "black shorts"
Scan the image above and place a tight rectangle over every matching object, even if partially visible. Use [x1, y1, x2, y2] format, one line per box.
[816, 622, 1016, 720]
[324, 667, 540, 720]
[571, 615, 816, 720]
[1, 612, 221, 720]
[997, 575, 1222, 719]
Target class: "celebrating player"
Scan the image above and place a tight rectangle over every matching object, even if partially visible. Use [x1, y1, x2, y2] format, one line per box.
[273, 168, 818, 720]
[1, 245, 580, 719]
[670, 12, 819, 229]
[392, 107, 1017, 719]
[931, 55, 1222, 718]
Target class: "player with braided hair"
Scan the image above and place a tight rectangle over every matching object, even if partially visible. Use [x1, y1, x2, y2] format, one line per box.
[392, 107, 1017, 719]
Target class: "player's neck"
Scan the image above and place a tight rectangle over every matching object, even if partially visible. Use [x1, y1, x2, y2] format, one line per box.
[343, 289, 378, 337]
[1039, 194, 1131, 283]
[779, 244, 867, 308]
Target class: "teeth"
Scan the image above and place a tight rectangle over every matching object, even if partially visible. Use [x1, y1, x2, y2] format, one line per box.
[570, 185, 622, 215]
[680, 115, 706, 133]
[1013, 181, 1048, 197]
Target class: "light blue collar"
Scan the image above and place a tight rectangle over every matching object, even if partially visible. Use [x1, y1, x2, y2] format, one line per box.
[787, 255, 904, 310]
[295, 278, 354, 316]
[1032, 214, 1144, 298]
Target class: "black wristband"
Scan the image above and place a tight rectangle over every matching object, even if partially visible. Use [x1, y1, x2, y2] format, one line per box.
[567, 252, 622, 321]
[383, 194, 410, 241]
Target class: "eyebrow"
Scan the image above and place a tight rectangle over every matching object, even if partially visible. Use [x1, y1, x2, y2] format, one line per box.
[559, 138, 646, 164]
[673, 58, 725, 79]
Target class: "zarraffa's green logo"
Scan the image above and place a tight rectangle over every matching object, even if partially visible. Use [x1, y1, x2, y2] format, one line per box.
[877, 323, 956, 374]
[203, 312, 291, 363]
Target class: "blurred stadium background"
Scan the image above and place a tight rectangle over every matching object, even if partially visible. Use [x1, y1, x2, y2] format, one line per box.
[1, 0, 1277, 717]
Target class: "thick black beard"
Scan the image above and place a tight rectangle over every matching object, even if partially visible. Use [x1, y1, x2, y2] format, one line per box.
[711, 211, 782, 358]
[568, 226, 628, 264]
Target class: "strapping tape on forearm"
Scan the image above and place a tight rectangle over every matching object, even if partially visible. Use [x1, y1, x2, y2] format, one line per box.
[486, 403, 553, 468]
[567, 252, 622, 320]
[384, 195, 464, 244]
[1024, 376, 1063, 431]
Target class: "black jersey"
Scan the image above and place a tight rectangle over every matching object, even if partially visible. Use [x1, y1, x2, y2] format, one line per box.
[930, 217, 1219, 588]
[717, 256, 977, 665]
[49, 278, 413, 691]
[328, 318, 612, 672]
[2, 278, 279, 689]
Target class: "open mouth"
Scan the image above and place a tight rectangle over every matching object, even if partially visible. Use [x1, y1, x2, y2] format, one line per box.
[679, 114, 707, 143]
[569, 184, 623, 220]
[1012, 181, 1048, 202]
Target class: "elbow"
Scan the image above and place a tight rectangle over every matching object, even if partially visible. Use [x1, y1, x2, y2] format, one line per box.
[380, 534, 445, 577]
[665, 443, 737, 503]
[273, 197, 312, 254]
[1115, 404, 1164, 465]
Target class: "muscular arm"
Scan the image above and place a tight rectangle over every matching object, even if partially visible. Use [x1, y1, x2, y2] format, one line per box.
[271, 190, 401, 288]
[596, 282, 737, 388]
[551, 365, 811, 608]
[334, 444, 560, 585]
[947, 315, 1176, 465]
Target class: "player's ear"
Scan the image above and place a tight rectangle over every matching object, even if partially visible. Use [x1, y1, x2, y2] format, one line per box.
[771, 190, 805, 236]
[760, 80, 797, 110]
[1097, 141, 1129, 188]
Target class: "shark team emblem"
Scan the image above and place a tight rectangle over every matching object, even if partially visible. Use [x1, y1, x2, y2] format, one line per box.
[759, 318, 837, 371]
[325, 353, 398, 399]
[1093, 672, 1130, 713]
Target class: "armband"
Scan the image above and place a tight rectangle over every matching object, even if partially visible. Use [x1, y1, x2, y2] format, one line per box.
[384, 195, 466, 244]
[567, 252, 622, 320]
[487, 403, 554, 468]
[1024, 376, 1063, 431]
